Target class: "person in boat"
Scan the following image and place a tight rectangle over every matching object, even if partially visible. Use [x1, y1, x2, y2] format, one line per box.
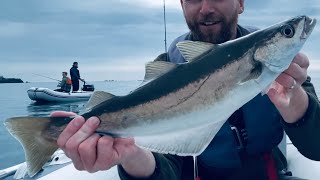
[70, 62, 85, 92]
[53, 0, 320, 180]
[55, 72, 72, 93]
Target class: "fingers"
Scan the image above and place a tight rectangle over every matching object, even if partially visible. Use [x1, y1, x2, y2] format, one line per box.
[56, 114, 137, 173]
[287, 53, 309, 83]
[114, 138, 136, 157]
[276, 53, 309, 89]
[51, 111, 77, 117]
[57, 116, 85, 148]
[78, 136, 136, 173]
[92, 137, 136, 172]
[79, 134, 100, 172]
[267, 84, 288, 107]
[292, 52, 309, 69]
[282, 62, 307, 85]
[289, 80, 296, 89]
[274, 73, 296, 89]
[57, 116, 100, 171]
[267, 53, 310, 122]
[66, 117, 100, 147]
[93, 136, 117, 172]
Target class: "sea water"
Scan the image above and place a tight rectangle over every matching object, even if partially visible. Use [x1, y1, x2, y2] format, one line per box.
[0, 74, 319, 170]
[0, 81, 141, 170]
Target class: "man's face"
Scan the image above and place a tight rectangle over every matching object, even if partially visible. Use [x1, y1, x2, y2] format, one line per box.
[180, 0, 244, 44]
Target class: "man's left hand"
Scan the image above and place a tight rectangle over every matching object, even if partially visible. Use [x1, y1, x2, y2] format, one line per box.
[267, 53, 309, 123]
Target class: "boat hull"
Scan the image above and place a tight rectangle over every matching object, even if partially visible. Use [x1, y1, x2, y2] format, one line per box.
[27, 87, 93, 102]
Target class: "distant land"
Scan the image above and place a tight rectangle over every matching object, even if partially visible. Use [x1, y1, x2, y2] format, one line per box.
[104, 80, 143, 82]
[0, 76, 23, 83]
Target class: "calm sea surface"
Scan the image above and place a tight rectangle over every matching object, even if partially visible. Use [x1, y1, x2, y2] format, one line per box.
[0, 75, 320, 170]
[0, 81, 141, 170]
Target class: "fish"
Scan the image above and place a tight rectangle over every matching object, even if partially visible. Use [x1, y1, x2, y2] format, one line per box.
[4, 15, 316, 177]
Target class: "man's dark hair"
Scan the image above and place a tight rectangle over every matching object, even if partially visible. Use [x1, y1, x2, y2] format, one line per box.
[73, 62, 78, 66]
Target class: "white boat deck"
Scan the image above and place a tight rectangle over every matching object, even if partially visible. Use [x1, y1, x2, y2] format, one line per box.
[287, 144, 320, 180]
[38, 165, 120, 180]
[37, 144, 320, 180]
[2, 138, 320, 180]
[36, 144, 320, 180]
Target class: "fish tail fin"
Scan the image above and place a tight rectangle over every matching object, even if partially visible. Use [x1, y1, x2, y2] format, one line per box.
[4, 117, 59, 177]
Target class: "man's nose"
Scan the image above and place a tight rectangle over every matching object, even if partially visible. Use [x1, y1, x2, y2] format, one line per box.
[200, 0, 215, 15]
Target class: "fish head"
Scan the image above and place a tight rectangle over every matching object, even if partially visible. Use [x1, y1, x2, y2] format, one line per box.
[253, 15, 317, 73]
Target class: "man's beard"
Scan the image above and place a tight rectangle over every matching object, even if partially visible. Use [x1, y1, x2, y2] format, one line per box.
[186, 12, 238, 44]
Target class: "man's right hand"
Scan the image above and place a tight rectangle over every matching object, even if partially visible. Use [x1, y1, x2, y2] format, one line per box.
[51, 111, 156, 177]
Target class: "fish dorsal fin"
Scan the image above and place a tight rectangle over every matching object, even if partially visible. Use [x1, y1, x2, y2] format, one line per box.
[84, 91, 115, 111]
[135, 119, 226, 156]
[143, 61, 177, 83]
[177, 41, 216, 62]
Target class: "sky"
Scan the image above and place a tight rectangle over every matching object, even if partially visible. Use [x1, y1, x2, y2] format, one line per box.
[0, 0, 319, 82]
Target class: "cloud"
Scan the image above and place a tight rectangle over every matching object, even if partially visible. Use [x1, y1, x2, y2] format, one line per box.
[0, 0, 186, 65]
[131, 0, 181, 9]
[242, 0, 320, 27]
[0, 22, 26, 37]
[0, 1, 319, 82]
[0, 54, 154, 82]
[26, 0, 181, 15]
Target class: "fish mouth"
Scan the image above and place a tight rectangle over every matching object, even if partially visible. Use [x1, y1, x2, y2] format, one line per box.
[301, 16, 317, 39]
[263, 62, 281, 68]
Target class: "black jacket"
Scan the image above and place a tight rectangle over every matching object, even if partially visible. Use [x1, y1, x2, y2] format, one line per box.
[70, 66, 81, 81]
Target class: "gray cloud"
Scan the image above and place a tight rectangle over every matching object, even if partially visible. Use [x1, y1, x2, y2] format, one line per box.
[0, 0, 319, 82]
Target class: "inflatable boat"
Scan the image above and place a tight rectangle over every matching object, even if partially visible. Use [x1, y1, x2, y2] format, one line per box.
[27, 87, 94, 102]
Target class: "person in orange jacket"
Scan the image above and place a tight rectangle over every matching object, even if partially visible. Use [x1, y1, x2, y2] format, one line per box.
[56, 72, 72, 93]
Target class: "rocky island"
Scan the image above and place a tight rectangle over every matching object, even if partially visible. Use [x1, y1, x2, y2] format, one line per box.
[0, 76, 23, 83]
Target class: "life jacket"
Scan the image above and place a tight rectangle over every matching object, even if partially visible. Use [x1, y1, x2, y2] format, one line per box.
[66, 77, 72, 85]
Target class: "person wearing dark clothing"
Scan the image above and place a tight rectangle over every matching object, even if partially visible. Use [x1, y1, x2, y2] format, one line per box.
[52, 0, 320, 180]
[70, 62, 85, 92]
[115, 24, 320, 180]
[117, 52, 319, 180]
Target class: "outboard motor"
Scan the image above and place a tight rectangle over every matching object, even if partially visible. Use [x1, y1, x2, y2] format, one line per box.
[82, 82, 95, 92]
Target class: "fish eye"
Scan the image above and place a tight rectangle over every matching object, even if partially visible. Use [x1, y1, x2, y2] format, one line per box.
[280, 24, 295, 38]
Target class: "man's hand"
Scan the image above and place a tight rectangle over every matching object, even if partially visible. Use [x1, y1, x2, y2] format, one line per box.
[51, 111, 156, 177]
[267, 53, 309, 123]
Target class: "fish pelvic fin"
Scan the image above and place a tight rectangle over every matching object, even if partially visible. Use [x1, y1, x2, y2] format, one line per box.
[4, 117, 58, 177]
[176, 41, 216, 62]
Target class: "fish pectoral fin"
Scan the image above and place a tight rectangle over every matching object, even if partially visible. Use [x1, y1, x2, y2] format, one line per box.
[83, 91, 116, 112]
[143, 61, 177, 82]
[177, 41, 216, 62]
[135, 120, 226, 156]
[254, 66, 279, 94]
[4, 117, 59, 177]
[240, 65, 263, 84]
